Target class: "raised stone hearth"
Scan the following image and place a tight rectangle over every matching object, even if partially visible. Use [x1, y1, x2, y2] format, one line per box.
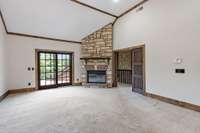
[81, 24, 113, 87]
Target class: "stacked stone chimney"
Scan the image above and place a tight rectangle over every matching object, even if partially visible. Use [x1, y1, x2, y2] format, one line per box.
[81, 24, 113, 87]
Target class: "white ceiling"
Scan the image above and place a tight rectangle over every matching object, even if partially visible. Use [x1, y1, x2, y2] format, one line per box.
[0, 0, 114, 41]
[0, 0, 141, 41]
[78, 0, 141, 16]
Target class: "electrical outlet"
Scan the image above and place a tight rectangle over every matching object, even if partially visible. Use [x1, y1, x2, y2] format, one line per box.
[175, 69, 185, 74]
[28, 67, 31, 71]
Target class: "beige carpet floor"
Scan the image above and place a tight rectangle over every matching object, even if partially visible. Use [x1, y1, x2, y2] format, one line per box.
[0, 85, 200, 133]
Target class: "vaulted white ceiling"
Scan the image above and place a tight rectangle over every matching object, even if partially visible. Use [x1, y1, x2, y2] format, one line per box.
[0, 0, 141, 41]
[78, 0, 140, 16]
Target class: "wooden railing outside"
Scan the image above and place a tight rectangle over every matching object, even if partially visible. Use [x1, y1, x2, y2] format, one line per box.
[117, 69, 132, 84]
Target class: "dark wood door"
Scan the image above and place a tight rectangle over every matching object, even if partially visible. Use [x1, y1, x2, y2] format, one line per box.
[132, 48, 144, 94]
[38, 51, 72, 89]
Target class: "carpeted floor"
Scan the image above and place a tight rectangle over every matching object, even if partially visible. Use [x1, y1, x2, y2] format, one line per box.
[0, 85, 200, 133]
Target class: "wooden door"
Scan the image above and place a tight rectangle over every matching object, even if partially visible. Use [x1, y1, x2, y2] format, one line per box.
[132, 47, 144, 94]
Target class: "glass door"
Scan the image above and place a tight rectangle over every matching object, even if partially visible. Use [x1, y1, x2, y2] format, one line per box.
[38, 51, 72, 89]
[57, 53, 72, 86]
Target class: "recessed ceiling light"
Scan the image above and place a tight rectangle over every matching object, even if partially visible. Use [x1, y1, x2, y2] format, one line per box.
[113, 0, 119, 3]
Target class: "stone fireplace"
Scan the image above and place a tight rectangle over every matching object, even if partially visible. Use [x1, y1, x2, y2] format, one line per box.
[81, 24, 113, 87]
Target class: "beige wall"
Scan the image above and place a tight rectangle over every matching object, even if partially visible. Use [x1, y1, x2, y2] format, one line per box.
[6, 35, 81, 90]
[114, 0, 200, 105]
[0, 18, 7, 96]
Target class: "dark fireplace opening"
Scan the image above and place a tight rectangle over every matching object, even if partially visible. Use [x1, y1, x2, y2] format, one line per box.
[87, 70, 106, 84]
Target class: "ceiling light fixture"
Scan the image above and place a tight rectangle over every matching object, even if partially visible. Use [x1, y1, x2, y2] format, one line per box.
[113, 0, 119, 3]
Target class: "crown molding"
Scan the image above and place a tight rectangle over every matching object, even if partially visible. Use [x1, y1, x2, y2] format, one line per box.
[7, 32, 81, 44]
[70, 0, 118, 18]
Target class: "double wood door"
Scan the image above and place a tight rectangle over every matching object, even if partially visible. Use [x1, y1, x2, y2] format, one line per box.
[132, 47, 144, 94]
[38, 51, 72, 89]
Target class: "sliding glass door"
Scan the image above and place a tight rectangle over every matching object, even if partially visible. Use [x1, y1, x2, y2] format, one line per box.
[38, 51, 72, 89]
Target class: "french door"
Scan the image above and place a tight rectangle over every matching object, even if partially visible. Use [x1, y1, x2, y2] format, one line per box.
[38, 51, 72, 89]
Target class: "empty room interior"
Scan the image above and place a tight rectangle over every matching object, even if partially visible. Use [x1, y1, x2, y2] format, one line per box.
[0, 0, 200, 132]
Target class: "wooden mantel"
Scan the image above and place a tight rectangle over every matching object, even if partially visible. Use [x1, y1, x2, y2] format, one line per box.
[80, 57, 111, 64]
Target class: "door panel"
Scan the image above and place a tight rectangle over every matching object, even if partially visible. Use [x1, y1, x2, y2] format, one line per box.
[57, 53, 72, 86]
[38, 52, 72, 89]
[132, 48, 144, 94]
[39, 52, 57, 89]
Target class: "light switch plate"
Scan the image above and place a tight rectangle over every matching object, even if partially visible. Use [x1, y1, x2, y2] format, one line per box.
[174, 58, 183, 64]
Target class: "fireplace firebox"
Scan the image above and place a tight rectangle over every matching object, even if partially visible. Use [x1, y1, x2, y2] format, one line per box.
[87, 70, 106, 84]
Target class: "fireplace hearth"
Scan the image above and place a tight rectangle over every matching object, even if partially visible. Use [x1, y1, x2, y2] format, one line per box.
[87, 70, 106, 84]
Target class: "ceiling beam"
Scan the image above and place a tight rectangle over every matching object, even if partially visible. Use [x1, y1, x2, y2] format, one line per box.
[70, 0, 118, 18]
[0, 10, 8, 33]
[112, 18, 118, 26]
[0, 9, 81, 44]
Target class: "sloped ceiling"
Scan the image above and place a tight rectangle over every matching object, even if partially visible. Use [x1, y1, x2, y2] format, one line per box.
[77, 0, 140, 16]
[0, 0, 142, 41]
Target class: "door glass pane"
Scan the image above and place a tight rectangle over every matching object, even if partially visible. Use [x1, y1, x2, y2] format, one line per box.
[46, 73, 51, 80]
[62, 66, 66, 72]
[50, 73, 56, 79]
[62, 54, 66, 59]
[57, 67, 62, 72]
[51, 54, 55, 59]
[58, 73, 63, 81]
[46, 60, 51, 67]
[45, 53, 51, 59]
[58, 60, 62, 66]
[46, 67, 51, 73]
[63, 79, 67, 83]
[63, 60, 68, 67]
[51, 60, 56, 66]
[40, 53, 45, 59]
[41, 80, 45, 86]
[46, 80, 51, 85]
[40, 73, 45, 80]
[50, 67, 54, 73]
[58, 54, 62, 60]
[63, 71, 70, 83]
[40, 60, 45, 67]
[40, 67, 45, 73]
